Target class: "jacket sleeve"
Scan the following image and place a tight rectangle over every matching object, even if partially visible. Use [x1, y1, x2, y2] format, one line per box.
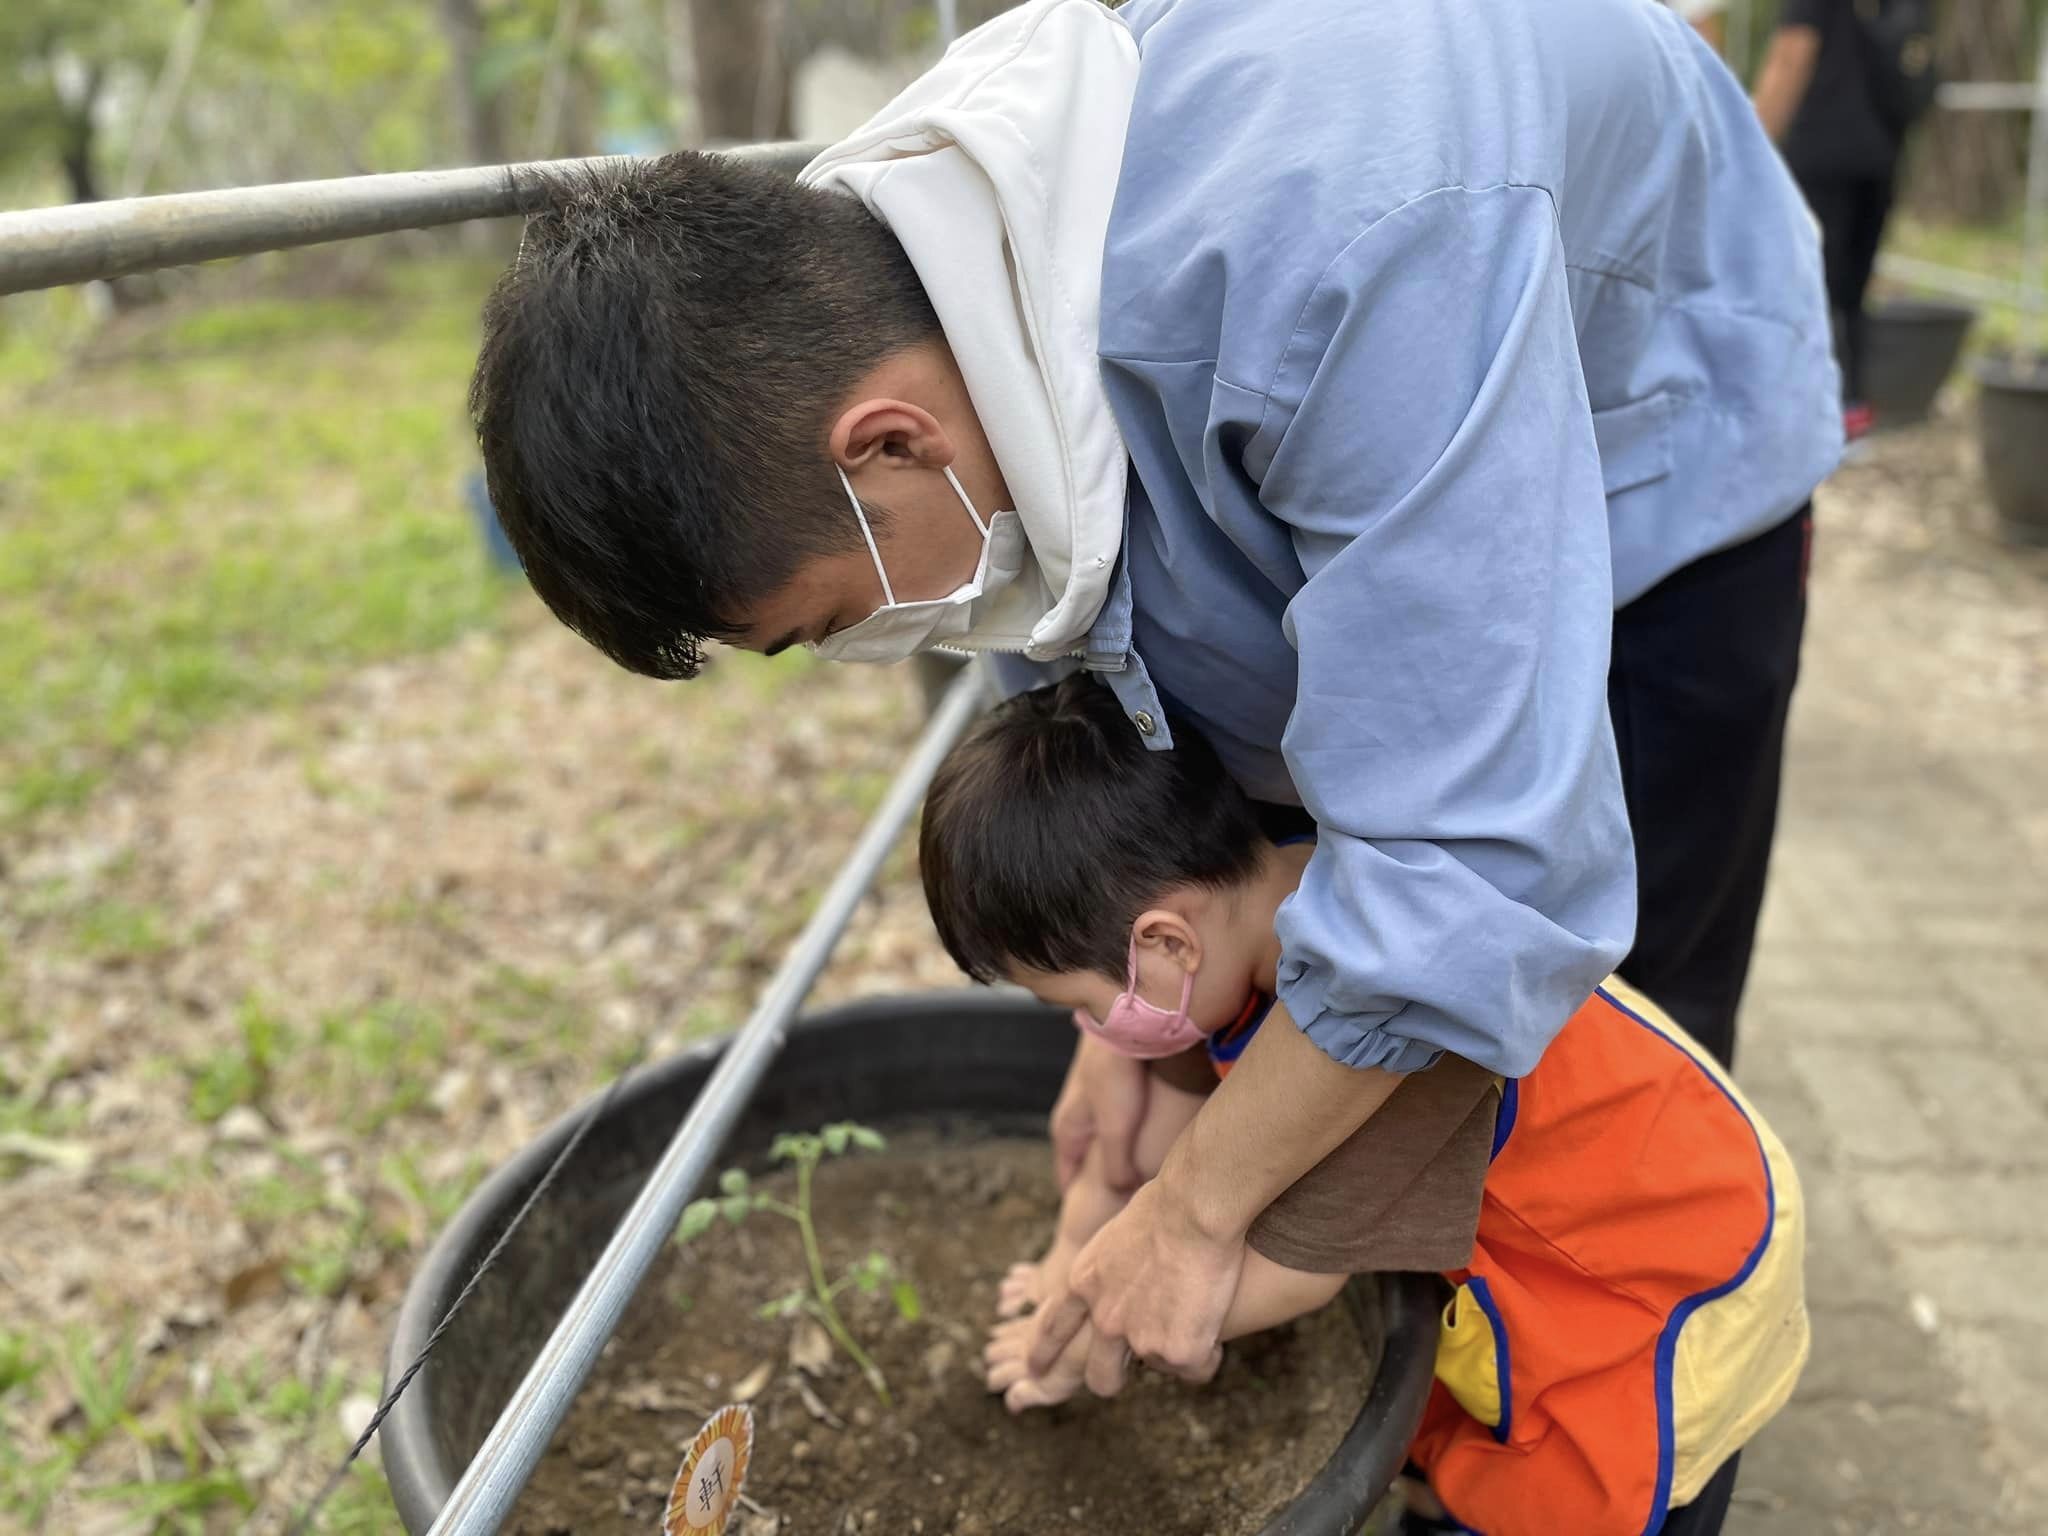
[1252, 183, 1635, 1077]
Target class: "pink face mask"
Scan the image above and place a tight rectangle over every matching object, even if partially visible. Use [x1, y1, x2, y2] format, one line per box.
[1074, 936, 1208, 1059]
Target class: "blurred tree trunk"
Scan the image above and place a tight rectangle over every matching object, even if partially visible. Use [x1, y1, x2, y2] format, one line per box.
[437, 0, 513, 255]
[437, 0, 507, 166]
[1907, 0, 2031, 222]
[664, 0, 703, 142]
[689, 0, 793, 141]
[121, 0, 214, 197]
[530, 0, 584, 159]
[55, 62, 104, 204]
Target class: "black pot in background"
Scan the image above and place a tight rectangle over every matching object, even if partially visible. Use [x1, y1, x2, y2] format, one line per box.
[1975, 353, 2048, 547]
[382, 992, 1443, 1536]
[1864, 299, 1976, 428]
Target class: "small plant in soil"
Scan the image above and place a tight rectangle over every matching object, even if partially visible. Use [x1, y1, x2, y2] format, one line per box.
[677, 1123, 919, 1406]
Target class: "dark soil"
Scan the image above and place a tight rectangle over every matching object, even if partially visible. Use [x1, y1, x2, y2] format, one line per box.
[515, 1130, 1379, 1536]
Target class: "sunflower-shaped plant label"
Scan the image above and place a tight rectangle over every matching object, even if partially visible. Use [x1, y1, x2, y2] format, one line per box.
[663, 1403, 754, 1535]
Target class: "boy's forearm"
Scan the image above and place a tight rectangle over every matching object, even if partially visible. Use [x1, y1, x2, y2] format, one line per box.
[1155, 1001, 1403, 1243]
[1221, 1249, 1348, 1341]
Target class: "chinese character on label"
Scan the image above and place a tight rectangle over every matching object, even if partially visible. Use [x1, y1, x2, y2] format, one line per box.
[664, 1404, 753, 1536]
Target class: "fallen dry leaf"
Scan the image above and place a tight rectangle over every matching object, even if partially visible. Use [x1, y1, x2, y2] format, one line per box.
[0, 1131, 94, 1173]
[614, 1381, 712, 1417]
[788, 1318, 834, 1377]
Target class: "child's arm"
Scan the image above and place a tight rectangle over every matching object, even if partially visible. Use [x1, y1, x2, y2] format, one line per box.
[1220, 1250, 1347, 1341]
[1056, 1079, 1205, 1251]
[999, 1080, 1209, 1319]
[1133, 1079, 1206, 1181]
[1094, 1081, 1341, 1335]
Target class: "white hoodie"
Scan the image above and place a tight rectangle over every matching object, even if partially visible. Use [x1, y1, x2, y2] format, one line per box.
[799, 0, 1138, 662]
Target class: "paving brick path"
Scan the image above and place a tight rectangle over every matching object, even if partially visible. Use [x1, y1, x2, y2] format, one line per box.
[1724, 426, 2048, 1534]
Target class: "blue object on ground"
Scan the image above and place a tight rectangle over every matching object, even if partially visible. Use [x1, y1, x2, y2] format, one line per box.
[465, 468, 521, 573]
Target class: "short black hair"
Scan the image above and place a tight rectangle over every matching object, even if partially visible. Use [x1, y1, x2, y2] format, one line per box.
[469, 152, 942, 678]
[919, 676, 1268, 984]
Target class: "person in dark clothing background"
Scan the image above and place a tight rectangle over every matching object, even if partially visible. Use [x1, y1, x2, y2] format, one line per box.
[1754, 0, 1913, 441]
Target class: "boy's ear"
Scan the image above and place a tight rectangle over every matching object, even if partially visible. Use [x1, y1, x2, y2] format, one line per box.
[1132, 907, 1202, 973]
[829, 395, 953, 471]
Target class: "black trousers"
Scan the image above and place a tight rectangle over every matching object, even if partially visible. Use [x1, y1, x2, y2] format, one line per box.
[1796, 170, 1896, 404]
[1661, 1452, 1743, 1536]
[1609, 508, 1810, 1068]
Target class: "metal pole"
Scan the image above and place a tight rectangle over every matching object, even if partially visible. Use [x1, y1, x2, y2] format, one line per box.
[1874, 253, 2048, 314]
[1937, 82, 2043, 112]
[426, 662, 989, 1536]
[2022, 28, 2048, 360]
[0, 142, 817, 297]
[936, 0, 959, 47]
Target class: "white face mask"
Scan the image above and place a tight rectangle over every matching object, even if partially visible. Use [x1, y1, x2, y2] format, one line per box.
[810, 465, 1026, 664]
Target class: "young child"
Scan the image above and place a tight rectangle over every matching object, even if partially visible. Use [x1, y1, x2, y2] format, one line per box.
[917, 676, 1808, 1536]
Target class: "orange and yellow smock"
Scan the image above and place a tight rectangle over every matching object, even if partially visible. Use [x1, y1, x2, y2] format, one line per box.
[1413, 978, 1808, 1534]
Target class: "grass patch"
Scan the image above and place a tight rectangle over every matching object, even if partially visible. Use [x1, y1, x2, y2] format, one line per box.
[0, 989, 85, 1155]
[298, 1462, 396, 1536]
[0, 1331, 42, 1400]
[186, 998, 291, 1124]
[375, 1148, 488, 1252]
[57, 1326, 145, 1450]
[472, 965, 583, 1058]
[0, 260, 510, 831]
[0, 1440, 74, 1530]
[96, 1458, 255, 1532]
[311, 1000, 448, 1133]
[235, 1148, 335, 1227]
[68, 898, 173, 963]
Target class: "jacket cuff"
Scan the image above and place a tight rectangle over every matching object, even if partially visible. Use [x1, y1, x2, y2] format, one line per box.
[1280, 971, 1445, 1074]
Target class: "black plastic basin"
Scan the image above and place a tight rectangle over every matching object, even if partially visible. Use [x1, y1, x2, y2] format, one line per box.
[381, 992, 1441, 1535]
[1865, 298, 1976, 427]
[1976, 352, 2048, 547]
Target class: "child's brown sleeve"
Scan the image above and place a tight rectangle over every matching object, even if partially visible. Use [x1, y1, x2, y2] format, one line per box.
[1146, 1046, 1222, 1097]
[1246, 1054, 1498, 1274]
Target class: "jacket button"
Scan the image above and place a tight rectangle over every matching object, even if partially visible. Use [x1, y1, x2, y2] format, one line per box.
[1134, 710, 1157, 736]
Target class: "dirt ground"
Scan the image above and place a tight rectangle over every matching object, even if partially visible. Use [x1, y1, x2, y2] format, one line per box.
[2, 385, 2041, 1532]
[0, 608, 961, 1530]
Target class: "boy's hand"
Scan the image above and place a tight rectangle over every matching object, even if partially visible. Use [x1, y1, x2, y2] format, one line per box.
[1050, 1034, 1149, 1191]
[984, 1312, 1089, 1412]
[1029, 1179, 1242, 1393]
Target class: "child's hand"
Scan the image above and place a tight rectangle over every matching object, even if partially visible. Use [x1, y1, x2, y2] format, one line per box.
[983, 1312, 1089, 1412]
[998, 1260, 1046, 1319]
[997, 1225, 1084, 1319]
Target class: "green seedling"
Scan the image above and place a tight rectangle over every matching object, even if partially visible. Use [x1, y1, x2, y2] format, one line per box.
[677, 1122, 919, 1406]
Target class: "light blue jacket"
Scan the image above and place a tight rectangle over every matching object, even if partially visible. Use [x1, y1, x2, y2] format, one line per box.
[1005, 0, 1840, 1078]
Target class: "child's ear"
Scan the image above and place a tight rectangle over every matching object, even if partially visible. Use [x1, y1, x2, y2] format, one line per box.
[1132, 908, 1203, 973]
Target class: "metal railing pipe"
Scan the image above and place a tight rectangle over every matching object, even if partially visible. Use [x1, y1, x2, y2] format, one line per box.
[0, 143, 817, 297]
[1876, 254, 2048, 315]
[1937, 82, 2042, 113]
[424, 661, 990, 1536]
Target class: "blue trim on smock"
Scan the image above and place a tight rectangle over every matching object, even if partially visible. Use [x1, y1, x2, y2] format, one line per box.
[1465, 1274, 1514, 1445]
[1594, 987, 1776, 1536]
[1489, 1079, 1519, 1163]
